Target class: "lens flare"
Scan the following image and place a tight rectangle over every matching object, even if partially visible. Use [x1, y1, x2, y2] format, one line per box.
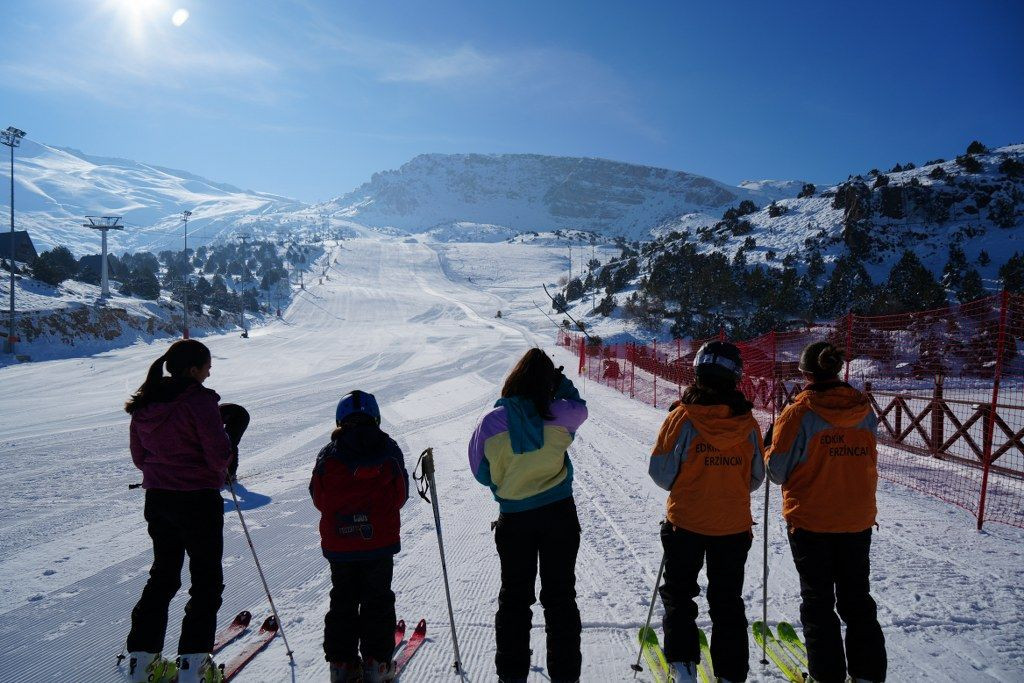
[172, 8, 190, 26]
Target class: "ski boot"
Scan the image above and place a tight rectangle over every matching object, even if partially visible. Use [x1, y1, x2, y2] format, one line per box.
[126, 651, 176, 683]
[329, 659, 364, 682]
[175, 653, 223, 683]
[362, 657, 397, 682]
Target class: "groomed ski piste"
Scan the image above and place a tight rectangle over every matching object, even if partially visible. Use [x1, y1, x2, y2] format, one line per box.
[1, 237, 1023, 682]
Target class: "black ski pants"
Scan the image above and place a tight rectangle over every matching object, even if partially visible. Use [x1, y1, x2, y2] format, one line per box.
[788, 528, 887, 683]
[324, 557, 396, 664]
[126, 488, 225, 655]
[493, 497, 582, 683]
[660, 523, 752, 682]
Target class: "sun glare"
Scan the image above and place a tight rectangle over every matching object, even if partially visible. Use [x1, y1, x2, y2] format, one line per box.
[104, 0, 169, 41]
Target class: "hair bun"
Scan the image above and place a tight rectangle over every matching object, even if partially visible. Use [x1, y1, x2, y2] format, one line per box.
[818, 347, 844, 374]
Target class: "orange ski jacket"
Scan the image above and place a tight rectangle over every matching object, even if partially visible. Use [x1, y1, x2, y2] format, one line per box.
[766, 383, 878, 533]
[649, 403, 765, 536]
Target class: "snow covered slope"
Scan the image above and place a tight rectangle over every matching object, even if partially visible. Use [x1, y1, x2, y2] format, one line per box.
[315, 153, 803, 239]
[0, 141, 305, 254]
[0, 237, 1021, 682]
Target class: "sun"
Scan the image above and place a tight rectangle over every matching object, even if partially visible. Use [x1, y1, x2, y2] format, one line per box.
[102, 0, 169, 41]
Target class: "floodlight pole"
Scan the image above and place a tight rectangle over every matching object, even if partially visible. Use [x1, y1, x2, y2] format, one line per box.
[182, 210, 192, 339]
[3, 126, 26, 354]
[83, 216, 124, 298]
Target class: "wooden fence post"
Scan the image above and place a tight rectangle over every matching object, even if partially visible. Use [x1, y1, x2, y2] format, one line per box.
[931, 374, 945, 457]
[978, 290, 1009, 530]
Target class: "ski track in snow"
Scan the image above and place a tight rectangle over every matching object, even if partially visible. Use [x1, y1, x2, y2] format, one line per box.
[1, 238, 1023, 682]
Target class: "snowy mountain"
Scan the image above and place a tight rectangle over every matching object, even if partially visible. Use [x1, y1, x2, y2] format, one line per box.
[0, 141, 306, 255]
[658, 143, 1024, 279]
[314, 153, 804, 240]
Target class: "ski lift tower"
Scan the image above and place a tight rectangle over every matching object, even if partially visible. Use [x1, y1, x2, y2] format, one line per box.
[83, 216, 124, 299]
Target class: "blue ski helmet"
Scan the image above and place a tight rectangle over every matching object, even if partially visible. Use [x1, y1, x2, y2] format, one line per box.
[335, 390, 381, 426]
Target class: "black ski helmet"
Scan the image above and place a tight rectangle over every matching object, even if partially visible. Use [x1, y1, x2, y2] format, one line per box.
[693, 340, 743, 382]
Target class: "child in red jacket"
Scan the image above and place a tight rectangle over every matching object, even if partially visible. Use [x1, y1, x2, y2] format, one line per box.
[310, 390, 409, 683]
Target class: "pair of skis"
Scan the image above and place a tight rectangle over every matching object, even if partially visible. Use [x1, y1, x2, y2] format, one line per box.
[213, 609, 280, 681]
[639, 622, 808, 683]
[752, 620, 808, 682]
[393, 618, 428, 675]
[636, 626, 714, 683]
[218, 613, 427, 679]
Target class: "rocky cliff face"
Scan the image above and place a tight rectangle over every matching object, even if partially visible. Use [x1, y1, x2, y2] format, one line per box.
[321, 153, 783, 239]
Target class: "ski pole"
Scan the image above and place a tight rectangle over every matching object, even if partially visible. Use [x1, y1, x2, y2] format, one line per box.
[228, 480, 295, 662]
[760, 471, 770, 666]
[631, 549, 667, 677]
[414, 448, 464, 675]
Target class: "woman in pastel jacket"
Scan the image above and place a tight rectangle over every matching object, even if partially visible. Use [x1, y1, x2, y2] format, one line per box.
[469, 348, 588, 683]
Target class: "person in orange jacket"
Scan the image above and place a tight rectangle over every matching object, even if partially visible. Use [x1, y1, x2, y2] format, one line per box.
[649, 341, 765, 683]
[765, 341, 886, 683]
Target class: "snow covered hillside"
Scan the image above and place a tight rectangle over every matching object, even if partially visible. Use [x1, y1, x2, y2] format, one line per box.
[314, 153, 803, 240]
[1, 237, 1022, 682]
[0, 141, 305, 254]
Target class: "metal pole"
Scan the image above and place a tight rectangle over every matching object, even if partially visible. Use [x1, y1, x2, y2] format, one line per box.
[7, 139, 13, 353]
[182, 211, 191, 339]
[419, 449, 464, 674]
[228, 481, 295, 661]
[631, 551, 667, 676]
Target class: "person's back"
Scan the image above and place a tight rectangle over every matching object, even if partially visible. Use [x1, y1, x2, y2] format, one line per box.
[765, 341, 886, 683]
[648, 341, 764, 683]
[768, 382, 878, 533]
[468, 348, 588, 683]
[124, 340, 239, 683]
[310, 391, 408, 683]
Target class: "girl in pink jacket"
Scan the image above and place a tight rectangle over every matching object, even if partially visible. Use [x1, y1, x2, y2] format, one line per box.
[124, 339, 245, 683]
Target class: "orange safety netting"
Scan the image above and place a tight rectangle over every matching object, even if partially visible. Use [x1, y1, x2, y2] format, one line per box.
[558, 292, 1024, 529]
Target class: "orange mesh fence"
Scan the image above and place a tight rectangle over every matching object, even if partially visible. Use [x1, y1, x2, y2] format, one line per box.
[557, 292, 1024, 529]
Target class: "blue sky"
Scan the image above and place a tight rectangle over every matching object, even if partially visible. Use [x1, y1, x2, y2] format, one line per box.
[2, 0, 1022, 203]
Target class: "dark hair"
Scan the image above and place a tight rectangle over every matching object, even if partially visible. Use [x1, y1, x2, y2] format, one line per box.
[799, 341, 845, 382]
[501, 348, 557, 420]
[680, 370, 753, 415]
[125, 339, 211, 414]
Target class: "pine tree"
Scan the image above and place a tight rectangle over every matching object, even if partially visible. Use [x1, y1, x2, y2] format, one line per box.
[32, 246, 77, 286]
[999, 252, 1024, 293]
[957, 268, 986, 303]
[879, 251, 948, 313]
[817, 254, 874, 317]
[941, 244, 968, 291]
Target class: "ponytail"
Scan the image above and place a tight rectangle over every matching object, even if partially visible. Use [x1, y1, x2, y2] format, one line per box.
[125, 340, 211, 414]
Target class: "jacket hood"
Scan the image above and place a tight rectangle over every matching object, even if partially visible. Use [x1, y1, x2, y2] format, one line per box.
[132, 382, 217, 437]
[798, 385, 871, 427]
[684, 403, 758, 450]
